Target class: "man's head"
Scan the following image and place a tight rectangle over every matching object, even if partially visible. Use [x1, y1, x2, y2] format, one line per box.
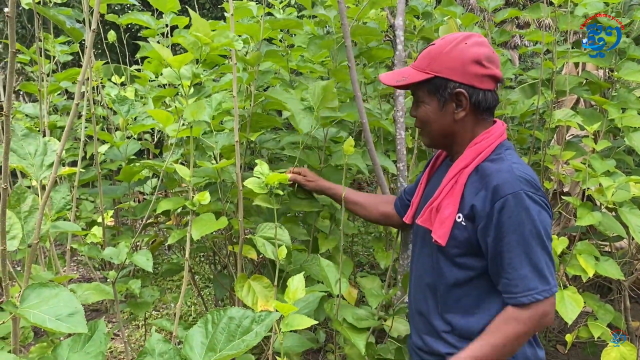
[379, 32, 503, 151]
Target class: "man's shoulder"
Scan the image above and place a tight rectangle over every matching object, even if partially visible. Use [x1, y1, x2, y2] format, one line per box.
[470, 140, 549, 206]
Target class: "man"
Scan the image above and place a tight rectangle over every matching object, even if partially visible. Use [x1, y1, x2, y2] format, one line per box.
[287, 32, 558, 359]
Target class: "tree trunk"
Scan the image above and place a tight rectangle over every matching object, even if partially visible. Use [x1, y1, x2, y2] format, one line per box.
[391, 0, 411, 300]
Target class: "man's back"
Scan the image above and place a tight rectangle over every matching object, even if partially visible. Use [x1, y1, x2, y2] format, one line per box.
[394, 139, 557, 359]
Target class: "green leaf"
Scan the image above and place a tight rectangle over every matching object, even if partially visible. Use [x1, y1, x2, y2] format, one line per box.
[308, 80, 338, 111]
[182, 307, 280, 360]
[618, 204, 640, 244]
[253, 195, 279, 208]
[131, 249, 154, 272]
[587, 315, 608, 339]
[327, 300, 379, 329]
[281, 313, 318, 332]
[107, 29, 117, 42]
[156, 197, 187, 214]
[253, 160, 270, 179]
[596, 257, 625, 280]
[234, 273, 275, 312]
[356, 275, 385, 308]
[384, 317, 410, 338]
[8, 186, 38, 247]
[147, 109, 175, 128]
[194, 191, 211, 205]
[576, 202, 602, 226]
[69, 282, 115, 305]
[173, 163, 191, 182]
[148, 0, 180, 13]
[317, 257, 349, 296]
[104, 139, 141, 162]
[255, 223, 291, 247]
[601, 340, 637, 360]
[595, 212, 627, 238]
[284, 272, 306, 305]
[188, 7, 212, 38]
[17, 282, 87, 334]
[7, 123, 58, 181]
[167, 53, 194, 71]
[556, 286, 584, 326]
[6, 210, 22, 252]
[0, 354, 20, 360]
[577, 254, 597, 277]
[50, 221, 83, 234]
[243, 178, 268, 194]
[264, 173, 289, 187]
[50, 319, 109, 360]
[136, 330, 182, 360]
[332, 319, 368, 355]
[36, 6, 85, 43]
[264, 88, 315, 134]
[615, 61, 640, 83]
[343, 137, 355, 156]
[192, 213, 228, 240]
[552, 236, 569, 257]
[624, 131, 640, 156]
[252, 236, 278, 260]
[184, 100, 211, 122]
[477, 0, 504, 12]
[573, 241, 600, 257]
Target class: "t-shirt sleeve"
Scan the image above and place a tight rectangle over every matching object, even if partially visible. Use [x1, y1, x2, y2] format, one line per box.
[477, 190, 558, 306]
[393, 169, 425, 221]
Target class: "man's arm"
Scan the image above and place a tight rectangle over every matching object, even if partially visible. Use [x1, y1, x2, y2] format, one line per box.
[452, 189, 558, 360]
[451, 297, 555, 359]
[287, 167, 408, 229]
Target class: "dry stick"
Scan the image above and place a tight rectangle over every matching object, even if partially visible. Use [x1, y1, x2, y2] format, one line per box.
[1, 0, 19, 355]
[229, 0, 247, 302]
[20, 0, 103, 293]
[336, 0, 390, 196]
[189, 269, 208, 313]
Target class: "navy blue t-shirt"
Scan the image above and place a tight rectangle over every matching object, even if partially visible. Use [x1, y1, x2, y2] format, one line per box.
[394, 140, 557, 360]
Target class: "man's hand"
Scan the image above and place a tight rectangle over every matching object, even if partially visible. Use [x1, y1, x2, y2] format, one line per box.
[286, 167, 405, 229]
[287, 167, 330, 196]
[449, 296, 556, 360]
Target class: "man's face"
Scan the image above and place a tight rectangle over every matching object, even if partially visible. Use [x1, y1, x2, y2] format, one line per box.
[409, 86, 455, 150]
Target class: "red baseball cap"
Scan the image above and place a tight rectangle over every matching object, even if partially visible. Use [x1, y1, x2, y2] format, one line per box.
[379, 32, 503, 91]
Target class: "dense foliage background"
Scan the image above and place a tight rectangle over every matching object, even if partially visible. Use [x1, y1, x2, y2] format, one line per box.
[2, 0, 640, 359]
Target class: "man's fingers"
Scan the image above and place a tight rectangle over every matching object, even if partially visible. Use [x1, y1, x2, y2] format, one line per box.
[288, 174, 302, 184]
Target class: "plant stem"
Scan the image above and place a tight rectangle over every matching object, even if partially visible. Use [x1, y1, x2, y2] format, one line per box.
[66, 95, 88, 278]
[1, 0, 18, 354]
[336, 0, 390, 195]
[89, 76, 107, 254]
[172, 127, 195, 344]
[335, 158, 348, 355]
[21, 0, 103, 292]
[389, 0, 411, 301]
[267, 202, 280, 360]
[229, 0, 246, 297]
[112, 280, 132, 359]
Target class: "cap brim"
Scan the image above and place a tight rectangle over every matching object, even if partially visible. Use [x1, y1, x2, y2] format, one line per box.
[378, 66, 435, 90]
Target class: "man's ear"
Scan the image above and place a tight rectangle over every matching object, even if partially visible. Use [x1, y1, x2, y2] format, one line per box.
[451, 90, 469, 120]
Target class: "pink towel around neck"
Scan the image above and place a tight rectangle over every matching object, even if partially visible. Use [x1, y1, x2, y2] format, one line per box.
[403, 119, 508, 246]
